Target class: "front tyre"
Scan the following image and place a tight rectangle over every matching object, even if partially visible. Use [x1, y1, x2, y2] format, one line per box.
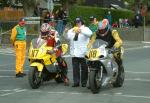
[89, 69, 102, 94]
[28, 67, 42, 89]
[113, 66, 125, 87]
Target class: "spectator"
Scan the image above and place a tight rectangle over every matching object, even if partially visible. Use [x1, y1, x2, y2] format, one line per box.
[10, 18, 27, 78]
[134, 11, 143, 28]
[119, 18, 123, 28]
[55, 7, 68, 35]
[65, 17, 92, 87]
[88, 16, 98, 33]
[112, 21, 119, 28]
[43, 12, 51, 23]
[105, 11, 112, 26]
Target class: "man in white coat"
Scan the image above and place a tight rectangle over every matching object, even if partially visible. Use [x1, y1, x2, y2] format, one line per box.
[66, 17, 92, 87]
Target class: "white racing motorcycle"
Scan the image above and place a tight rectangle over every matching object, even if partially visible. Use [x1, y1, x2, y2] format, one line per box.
[85, 39, 125, 94]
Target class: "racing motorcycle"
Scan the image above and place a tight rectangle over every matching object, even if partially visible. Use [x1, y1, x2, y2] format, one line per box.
[28, 38, 68, 89]
[85, 39, 125, 94]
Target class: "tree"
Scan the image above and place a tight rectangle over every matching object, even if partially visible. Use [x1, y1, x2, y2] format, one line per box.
[20, 0, 37, 16]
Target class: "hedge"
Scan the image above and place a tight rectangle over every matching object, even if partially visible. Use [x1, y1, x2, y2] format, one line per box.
[68, 5, 134, 25]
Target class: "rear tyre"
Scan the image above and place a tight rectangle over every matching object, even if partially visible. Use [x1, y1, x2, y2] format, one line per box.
[89, 69, 102, 94]
[55, 74, 64, 83]
[28, 67, 42, 89]
[113, 66, 125, 87]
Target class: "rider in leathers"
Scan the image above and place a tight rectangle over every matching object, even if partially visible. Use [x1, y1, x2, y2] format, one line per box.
[87, 19, 124, 85]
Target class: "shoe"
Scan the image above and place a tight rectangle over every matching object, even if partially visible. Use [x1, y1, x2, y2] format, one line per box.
[72, 83, 79, 87]
[21, 73, 26, 76]
[16, 73, 23, 78]
[87, 86, 91, 89]
[64, 78, 69, 86]
[81, 84, 86, 87]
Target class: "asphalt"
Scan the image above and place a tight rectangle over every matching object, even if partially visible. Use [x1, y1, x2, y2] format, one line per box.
[0, 41, 150, 103]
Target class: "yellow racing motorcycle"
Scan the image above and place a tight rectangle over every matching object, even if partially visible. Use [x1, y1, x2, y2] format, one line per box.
[28, 38, 68, 89]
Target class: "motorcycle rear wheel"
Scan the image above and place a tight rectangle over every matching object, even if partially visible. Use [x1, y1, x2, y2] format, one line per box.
[113, 66, 125, 87]
[28, 67, 42, 89]
[55, 74, 64, 83]
[89, 69, 102, 94]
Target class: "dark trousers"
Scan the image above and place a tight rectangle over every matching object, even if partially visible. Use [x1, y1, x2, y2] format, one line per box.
[72, 57, 88, 85]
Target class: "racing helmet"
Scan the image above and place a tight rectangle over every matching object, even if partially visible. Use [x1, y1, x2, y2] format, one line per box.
[98, 19, 110, 36]
[40, 23, 51, 37]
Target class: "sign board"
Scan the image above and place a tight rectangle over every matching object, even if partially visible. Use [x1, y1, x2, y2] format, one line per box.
[24, 17, 40, 24]
[24, 17, 41, 35]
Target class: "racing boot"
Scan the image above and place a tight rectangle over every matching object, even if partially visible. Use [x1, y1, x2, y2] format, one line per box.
[64, 77, 69, 86]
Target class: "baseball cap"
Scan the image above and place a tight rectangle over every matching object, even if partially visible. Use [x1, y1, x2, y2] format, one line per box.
[19, 18, 26, 25]
[75, 17, 82, 23]
[90, 16, 96, 21]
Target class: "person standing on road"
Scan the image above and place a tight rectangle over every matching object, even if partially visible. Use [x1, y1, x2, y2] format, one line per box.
[10, 18, 27, 78]
[65, 17, 92, 87]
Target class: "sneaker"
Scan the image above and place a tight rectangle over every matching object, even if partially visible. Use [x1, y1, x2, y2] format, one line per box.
[21, 73, 26, 76]
[81, 84, 86, 87]
[16, 73, 23, 78]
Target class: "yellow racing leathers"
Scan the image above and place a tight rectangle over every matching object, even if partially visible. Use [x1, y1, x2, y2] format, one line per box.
[11, 25, 26, 74]
[87, 29, 123, 67]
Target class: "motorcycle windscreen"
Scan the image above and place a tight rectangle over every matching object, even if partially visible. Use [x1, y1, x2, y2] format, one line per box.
[92, 39, 108, 49]
[87, 39, 108, 60]
[31, 38, 47, 49]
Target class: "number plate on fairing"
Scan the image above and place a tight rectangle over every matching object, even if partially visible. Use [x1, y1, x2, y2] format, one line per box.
[88, 49, 100, 59]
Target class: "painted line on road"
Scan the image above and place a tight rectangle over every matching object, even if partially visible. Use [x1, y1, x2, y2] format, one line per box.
[125, 78, 150, 82]
[0, 76, 15, 78]
[142, 41, 150, 44]
[28, 89, 150, 99]
[125, 71, 150, 74]
[0, 88, 27, 97]
[0, 63, 15, 67]
[144, 46, 150, 48]
[103, 93, 150, 99]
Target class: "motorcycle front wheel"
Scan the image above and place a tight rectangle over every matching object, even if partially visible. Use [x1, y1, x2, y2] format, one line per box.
[89, 69, 102, 94]
[113, 66, 125, 87]
[28, 67, 42, 89]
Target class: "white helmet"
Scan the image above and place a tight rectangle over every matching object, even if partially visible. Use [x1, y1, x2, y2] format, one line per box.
[40, 23, 51, 36]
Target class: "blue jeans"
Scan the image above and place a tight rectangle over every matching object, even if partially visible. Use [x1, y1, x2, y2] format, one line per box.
[56, 20, 63, 35]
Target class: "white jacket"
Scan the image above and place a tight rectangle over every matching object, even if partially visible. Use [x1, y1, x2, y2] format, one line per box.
[66, 25, 92, 57]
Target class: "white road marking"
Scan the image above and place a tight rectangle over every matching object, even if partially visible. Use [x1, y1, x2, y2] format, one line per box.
[0, 89, 26, 97]
[0, 76, 15, 78]
[103, 93, 150, 99]
[125, 78, 150, 82]
[1, 88, 150, 99]
[125, 71, 150, 74]
[0, 63, 15, 67]
[29, 90, 150, 99]
[142, 41, 150, 44]
[144, 46, 150, 48]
